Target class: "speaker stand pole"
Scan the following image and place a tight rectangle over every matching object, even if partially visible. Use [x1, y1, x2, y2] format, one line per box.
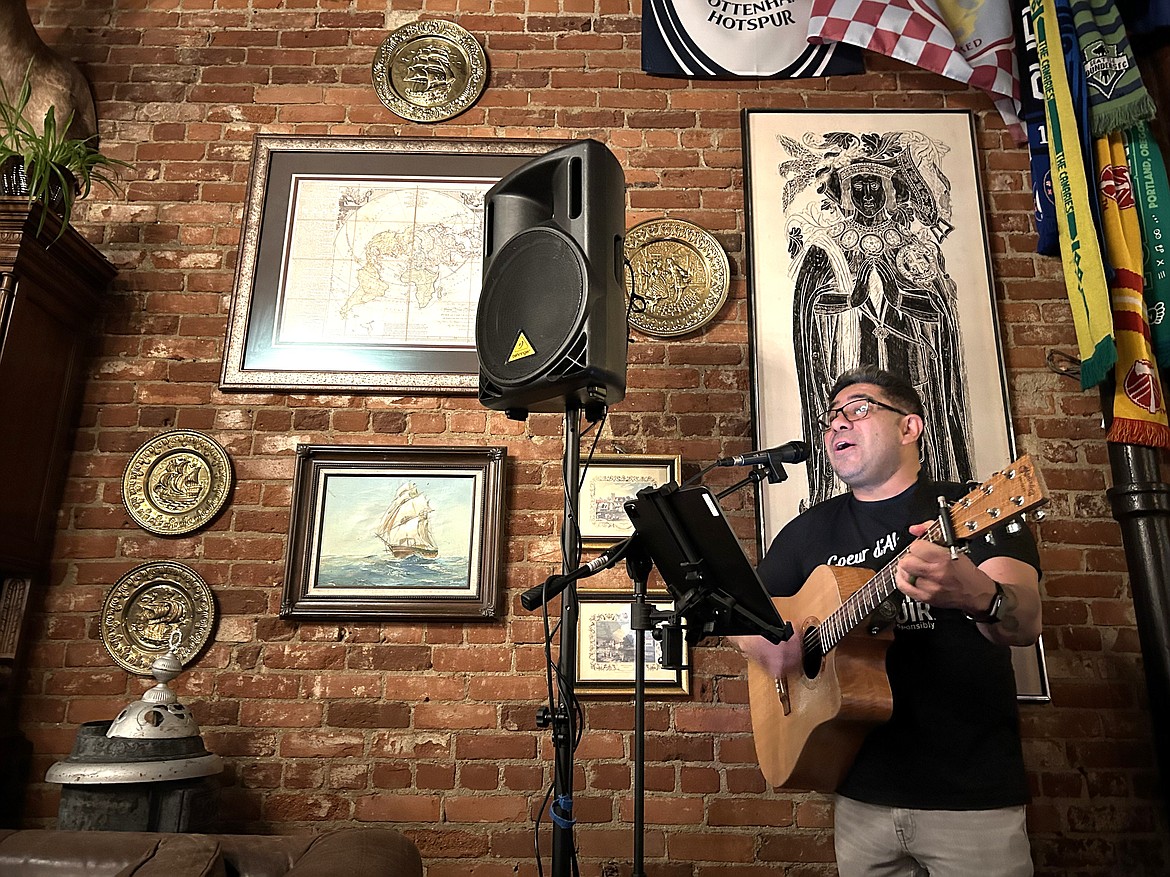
[551, 403, 584, 877]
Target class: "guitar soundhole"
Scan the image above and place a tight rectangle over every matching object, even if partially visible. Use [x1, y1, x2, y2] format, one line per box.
[802, 629, 825, 680]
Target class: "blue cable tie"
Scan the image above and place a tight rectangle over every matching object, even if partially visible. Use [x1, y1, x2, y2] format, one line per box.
[551, 794, 575, 828]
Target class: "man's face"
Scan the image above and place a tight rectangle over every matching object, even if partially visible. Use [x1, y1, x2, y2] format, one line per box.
[850, 174, 886, 220]
[821, 382, 913, 492]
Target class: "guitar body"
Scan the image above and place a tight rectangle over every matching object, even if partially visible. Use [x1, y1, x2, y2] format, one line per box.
[745, 455, 1047, 792]
[747, 565, 895, 792]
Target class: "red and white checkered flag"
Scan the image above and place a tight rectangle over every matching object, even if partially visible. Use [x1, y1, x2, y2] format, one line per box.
[809, 0, 1023, 141]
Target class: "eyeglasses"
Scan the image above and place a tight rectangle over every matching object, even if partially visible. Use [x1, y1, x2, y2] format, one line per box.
[816, 396, 909, 432]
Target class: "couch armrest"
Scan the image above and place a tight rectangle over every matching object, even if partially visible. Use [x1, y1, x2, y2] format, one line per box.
[284, 829, 422, 877]
[0, 829, 165, 875]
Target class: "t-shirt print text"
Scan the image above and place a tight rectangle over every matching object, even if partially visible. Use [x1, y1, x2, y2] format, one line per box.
[825, 529, 900, 567]
[897, 600, 935, 631]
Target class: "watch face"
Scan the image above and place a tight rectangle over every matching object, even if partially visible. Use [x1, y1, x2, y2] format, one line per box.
[987, 584, 1006, 621]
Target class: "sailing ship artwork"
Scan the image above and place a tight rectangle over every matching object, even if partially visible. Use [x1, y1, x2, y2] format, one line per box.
[311, 471, 480, 594]
[377, 482, 439, 560]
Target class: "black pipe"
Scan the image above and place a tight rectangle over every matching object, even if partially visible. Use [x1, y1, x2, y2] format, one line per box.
[1105, 441, 1170, 804]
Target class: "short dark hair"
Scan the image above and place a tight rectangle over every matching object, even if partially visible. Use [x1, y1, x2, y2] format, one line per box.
[827, 365, 924, 419]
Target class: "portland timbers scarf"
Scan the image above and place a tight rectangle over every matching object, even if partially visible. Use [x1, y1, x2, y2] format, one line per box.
[1032, 0, 1116, 389]
[1095, 132, 1170, 448]
[1122, 122, 1170, 370]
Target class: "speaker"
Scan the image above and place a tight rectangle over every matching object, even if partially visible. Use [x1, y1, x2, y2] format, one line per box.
[476, 139, 627, 420]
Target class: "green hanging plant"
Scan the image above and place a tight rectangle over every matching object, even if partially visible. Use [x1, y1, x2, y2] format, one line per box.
[0, 66, 131, 235]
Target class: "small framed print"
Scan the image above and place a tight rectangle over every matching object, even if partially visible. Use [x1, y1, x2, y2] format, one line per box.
[577, 454, 681, 548]
[575, 590, 690, 697]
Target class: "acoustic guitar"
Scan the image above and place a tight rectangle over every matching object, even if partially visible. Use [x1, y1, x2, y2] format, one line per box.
[746, 456, 1047, 792]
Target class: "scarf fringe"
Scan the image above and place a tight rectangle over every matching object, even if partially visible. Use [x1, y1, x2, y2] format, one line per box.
[1106, 416, 1170, 447]
[1082, 336, 1119, 389]
[1090, 96, 1158, 139]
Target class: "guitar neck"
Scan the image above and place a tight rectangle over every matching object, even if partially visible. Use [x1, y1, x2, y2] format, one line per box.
[809, 456, 1046, 655]
[816, 519, 945, 652]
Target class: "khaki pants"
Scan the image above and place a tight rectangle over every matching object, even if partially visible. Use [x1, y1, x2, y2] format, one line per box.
[833, 795, 1033, 877]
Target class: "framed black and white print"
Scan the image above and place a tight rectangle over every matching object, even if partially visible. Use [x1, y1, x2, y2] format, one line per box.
[743, 108, 1048, 701]
[577, 454, 681, 548]
[575, 590, 690, 697]
[744, 109, 1015, 531]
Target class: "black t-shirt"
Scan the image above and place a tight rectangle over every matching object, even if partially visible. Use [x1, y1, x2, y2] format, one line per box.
[757, 475, 1042, 810]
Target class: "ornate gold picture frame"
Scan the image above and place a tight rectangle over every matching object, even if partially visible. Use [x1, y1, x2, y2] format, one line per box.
[220, 135, 560, 395]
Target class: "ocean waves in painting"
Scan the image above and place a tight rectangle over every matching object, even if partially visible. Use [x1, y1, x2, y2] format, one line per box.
[315, 554, 470, 590]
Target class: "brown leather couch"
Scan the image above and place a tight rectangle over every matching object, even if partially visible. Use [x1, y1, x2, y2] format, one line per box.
[0, 827, 422, 877]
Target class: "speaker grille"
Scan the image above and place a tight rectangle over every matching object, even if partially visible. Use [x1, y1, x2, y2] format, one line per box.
[476, 227, 587, 386]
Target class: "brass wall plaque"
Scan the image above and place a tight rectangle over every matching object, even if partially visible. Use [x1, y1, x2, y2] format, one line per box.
[122, 430, 233, 536]
[372, 20, 488, 123]
[624, 218, 731, 338]
[100, 562, 215, 675]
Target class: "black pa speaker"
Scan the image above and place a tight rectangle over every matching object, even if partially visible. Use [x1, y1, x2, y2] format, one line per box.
[476, 139, 627, 420]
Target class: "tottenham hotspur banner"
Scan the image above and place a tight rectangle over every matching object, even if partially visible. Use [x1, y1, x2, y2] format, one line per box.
[643, 0, 862, 78]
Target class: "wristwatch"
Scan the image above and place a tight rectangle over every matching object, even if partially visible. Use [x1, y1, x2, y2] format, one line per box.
[967, 581, 1006, 625]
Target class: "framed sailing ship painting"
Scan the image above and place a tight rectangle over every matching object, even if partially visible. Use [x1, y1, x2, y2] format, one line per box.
[281, 445, 506, 619]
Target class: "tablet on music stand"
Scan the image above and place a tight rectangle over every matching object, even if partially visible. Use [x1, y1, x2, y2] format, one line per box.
[623, 482, 791, 645]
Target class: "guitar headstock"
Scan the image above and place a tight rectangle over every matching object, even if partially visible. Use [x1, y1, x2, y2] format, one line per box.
[948, 455, 1048, 540]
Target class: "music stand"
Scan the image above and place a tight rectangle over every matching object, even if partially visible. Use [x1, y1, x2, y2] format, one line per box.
[624, 481, 791, 646]
[618, 481, 792, 877]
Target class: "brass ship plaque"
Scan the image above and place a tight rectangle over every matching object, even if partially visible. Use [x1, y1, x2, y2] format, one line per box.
[372, 20, 488, 123]
[100, 561, 215, 675]
[122, 429, 233, 536]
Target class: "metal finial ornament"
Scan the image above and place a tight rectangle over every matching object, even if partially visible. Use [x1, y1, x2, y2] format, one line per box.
[107, 628, 200, 740]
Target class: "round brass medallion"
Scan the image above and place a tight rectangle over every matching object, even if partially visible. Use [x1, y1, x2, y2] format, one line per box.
[122, 430, 233, 536]
[372, 20, 488, 123]
[100, 561, 216, 676]
[624, 219, 730, 338]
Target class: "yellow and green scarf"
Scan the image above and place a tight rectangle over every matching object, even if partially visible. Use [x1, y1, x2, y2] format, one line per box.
[1095, 132, 1170, 448]
[1031, 0, 1116, 389]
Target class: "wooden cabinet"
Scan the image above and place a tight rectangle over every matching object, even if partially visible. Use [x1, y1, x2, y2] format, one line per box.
[0, 200, 115, 574]
[0, 199, 115, 826]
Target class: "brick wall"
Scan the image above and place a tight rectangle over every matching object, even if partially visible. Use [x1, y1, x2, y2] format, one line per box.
[18, 1, 1170, 874]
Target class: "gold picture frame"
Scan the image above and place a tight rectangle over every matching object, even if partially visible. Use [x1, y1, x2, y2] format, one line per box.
[575, 590, 690, 697]
[281, 445, 506, 620]
[577, 454, 681, 548]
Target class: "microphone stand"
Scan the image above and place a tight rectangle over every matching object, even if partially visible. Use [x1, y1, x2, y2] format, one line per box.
[624, 537, 657, 877]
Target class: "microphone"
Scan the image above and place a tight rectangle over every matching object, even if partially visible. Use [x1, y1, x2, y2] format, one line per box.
[519, 536, 634, 611]
[715, 440, 810, 468]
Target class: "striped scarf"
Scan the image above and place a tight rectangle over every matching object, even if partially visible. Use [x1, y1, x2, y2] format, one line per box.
[1122, 122, 1170, 370]
[1031, 0, 1116, 389]
[1068, 0, 1156, 136]
[1096, 132, 1170, 448]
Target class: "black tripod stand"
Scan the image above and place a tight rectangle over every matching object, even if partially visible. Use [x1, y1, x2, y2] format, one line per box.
[621, 472, 794, 876]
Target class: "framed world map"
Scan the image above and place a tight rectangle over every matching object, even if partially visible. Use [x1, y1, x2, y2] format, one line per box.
[220, 135, 562, 394]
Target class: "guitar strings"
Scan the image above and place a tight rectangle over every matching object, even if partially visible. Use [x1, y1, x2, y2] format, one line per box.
[810, 518, 947, 656]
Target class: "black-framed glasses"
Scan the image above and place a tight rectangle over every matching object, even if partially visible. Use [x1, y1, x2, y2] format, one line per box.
[816, 396, 909, 432]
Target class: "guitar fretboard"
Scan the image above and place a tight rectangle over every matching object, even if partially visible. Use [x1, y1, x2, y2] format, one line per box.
[803, 518, 946, 657]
